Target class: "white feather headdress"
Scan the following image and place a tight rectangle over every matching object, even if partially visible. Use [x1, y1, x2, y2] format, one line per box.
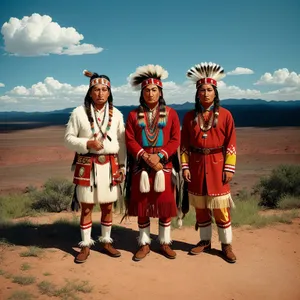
[130, 64, 168, 90]
[186, 62, 225, 88]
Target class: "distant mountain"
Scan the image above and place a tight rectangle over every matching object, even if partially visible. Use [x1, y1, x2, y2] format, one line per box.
[1, 99, 300, 131]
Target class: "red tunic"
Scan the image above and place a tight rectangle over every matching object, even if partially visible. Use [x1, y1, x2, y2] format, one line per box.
[125, 106, 181, 218]
[181, 107, 236, 197]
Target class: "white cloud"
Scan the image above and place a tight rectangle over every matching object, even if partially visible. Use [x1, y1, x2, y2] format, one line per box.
[1, 76, 300, 112]
[218, 82, 262, 99]
[227, 67, 254, 75]
[255, 68, 300, 86]
[1, 13, 103, 56]
[262, 87, 300, 100]
[0, 83, 5, 87]
[0, 95, 17, 103]
[0, 77, 88, 111]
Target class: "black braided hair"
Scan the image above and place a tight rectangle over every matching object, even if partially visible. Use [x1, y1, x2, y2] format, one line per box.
[83, 74, 113, 123]
[194, 85, 220, 127]
[138, 87, 166, 115]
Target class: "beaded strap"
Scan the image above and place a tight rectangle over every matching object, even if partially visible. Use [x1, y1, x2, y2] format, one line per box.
[91, 102, 113, 142]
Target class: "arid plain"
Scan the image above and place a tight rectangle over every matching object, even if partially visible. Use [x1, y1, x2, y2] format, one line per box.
[0, 126, 300, 300]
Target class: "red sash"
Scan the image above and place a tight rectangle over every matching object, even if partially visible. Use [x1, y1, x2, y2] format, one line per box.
[73, 155, 92, 186]
[73, 154, 121, 187]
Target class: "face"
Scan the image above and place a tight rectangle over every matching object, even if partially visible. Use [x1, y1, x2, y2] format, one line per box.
[90, 84, 110, 108]
[142, 84, 161, 107]
[198, 84, 216, 107]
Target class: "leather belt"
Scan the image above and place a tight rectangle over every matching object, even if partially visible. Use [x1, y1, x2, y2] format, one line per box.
[190, 146, 223, 155]
[82, 153, 117, 165]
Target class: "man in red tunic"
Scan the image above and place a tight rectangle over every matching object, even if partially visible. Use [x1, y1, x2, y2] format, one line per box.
[125, 64, 181, 261]
[181, 62, 237, 263]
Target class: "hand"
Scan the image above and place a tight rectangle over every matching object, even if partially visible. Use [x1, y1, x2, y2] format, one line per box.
[152, 162, 163, 172]
[118, 168, 126, 183]
[183, 169, 191, 182]
[87, 140, 103, 151]
[142, 152, 160, 168]
[223, 171, 234, 184]
[147, 154, 161, 166]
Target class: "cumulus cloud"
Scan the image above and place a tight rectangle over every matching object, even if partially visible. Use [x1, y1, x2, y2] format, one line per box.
[0, 77, 88, 111]
[255, 68, 300, 86]
[218, 82, 262, 99]
[1, 13, 103, 56]
[0, 83, 5, 87]
[227, 67, 254, 75]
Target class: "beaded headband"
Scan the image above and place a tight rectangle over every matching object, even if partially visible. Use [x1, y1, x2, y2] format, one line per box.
[83, 70, 111, 88]
[141, 78, 163, 89]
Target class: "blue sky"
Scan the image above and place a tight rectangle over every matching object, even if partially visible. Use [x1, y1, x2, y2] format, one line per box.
[0, 0, 299, 112]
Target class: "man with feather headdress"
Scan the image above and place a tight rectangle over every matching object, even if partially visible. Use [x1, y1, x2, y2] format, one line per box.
[125, 64, 181, 261]
[181, 62, 237, 263]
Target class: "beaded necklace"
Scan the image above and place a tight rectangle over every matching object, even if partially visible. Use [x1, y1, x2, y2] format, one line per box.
[196, 105, 219, 139]
[90, 101, 113, 146]
[138, 104, 167, 147]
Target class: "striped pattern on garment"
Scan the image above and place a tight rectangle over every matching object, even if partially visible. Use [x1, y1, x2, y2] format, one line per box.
[80, 221, 92, 230]
[101, 220, 112, 227]
[138, 221, 150, 229]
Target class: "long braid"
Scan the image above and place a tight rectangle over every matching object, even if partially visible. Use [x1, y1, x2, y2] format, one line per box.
[194, 91, 202, 121]
[194, 86, 220, 127]
[212, 86, 220, 127]
[84, 96, 94, 124]
[137, 88, 167, 135]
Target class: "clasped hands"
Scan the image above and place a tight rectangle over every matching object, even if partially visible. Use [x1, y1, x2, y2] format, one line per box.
[87, 138, 103, 151]
[142, 152, 163, 172]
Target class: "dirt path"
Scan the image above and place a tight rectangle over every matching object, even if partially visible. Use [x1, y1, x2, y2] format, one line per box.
[0, 212, 300, 300]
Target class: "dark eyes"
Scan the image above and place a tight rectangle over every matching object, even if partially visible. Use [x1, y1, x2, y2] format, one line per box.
[145, 89, 158, 92]
[95, 89, 108, 92]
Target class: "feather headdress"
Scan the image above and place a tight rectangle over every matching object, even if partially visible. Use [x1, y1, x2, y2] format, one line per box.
[83, 69, 111, 88]
[186, 62, 225, 88]
[130, 64, 168, 90]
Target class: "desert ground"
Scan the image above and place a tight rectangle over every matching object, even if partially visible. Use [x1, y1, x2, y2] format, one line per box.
[0, 126, 300, 300]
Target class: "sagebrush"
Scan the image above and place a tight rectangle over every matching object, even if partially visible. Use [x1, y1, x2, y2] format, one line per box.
[254, 164, 300, 208]
[31, 178, 74, 212]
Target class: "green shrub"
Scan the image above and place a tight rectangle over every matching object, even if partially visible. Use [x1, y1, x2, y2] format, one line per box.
[24, 185, 38, 193]
[31, 178, 74, 212]
[278, 195, 300, 209]
[255, 164, 300, 208]
[20, 246, 43, 257]
[0, 194, 35, 221]
[235, 188, 251, 201]
[12, 275, 36, 285]
[8, 290, 35, 300]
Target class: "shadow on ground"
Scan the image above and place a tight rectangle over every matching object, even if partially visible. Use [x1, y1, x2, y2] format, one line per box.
[0, 221, 195, 260]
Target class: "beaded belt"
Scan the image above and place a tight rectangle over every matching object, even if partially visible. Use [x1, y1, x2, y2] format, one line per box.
[190, 146, 223, 155]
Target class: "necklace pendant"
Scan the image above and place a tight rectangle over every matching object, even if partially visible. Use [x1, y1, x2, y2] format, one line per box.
[202, 133, 208, 139]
